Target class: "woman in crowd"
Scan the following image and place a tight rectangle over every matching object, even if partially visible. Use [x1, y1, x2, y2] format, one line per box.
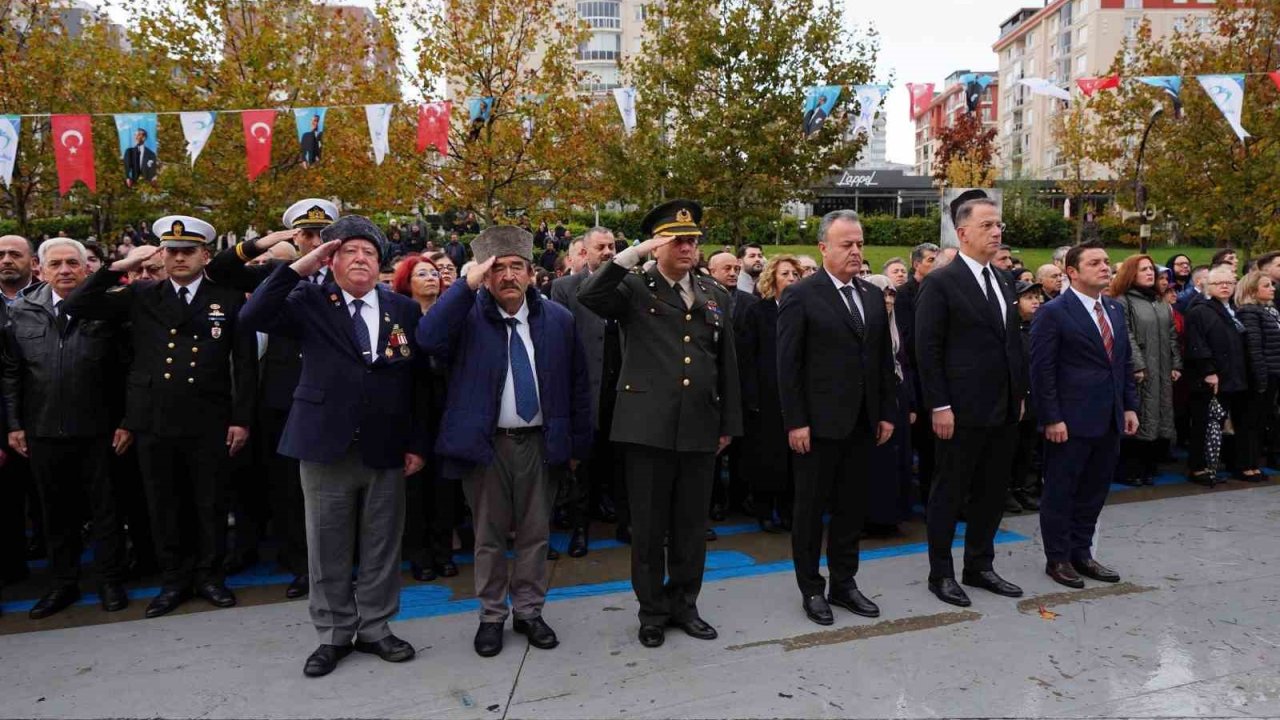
[863, 274, 915, 536]
[427, 251, 458, 291]
[1110, 255, 1182, 486]
[739, 255, 801, 533]
[1235, 271, 1280, 481]
[392, 254, 460, 580]
[1184, 266, 1248, 485]
[1166, 254, 1193, 293]
[1009, 280, 1043, 511]
[1013, 267, 1034, 286]
[881, 258, 909, 288]
[1163, 270, 1192, 449]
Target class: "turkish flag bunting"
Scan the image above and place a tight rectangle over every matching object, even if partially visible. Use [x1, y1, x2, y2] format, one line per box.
[50, 114, 96, 195]
[1077, 74, 1121, 98]
[417, 101, 451, 153]
[241, 109, 276, 181]
[1269, 71, 1280, 92]
[906, 83, 934, 121]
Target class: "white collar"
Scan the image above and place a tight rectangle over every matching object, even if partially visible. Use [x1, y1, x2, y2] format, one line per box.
[499, 298, 530, 323]
[50, 289, 65, 307]
[957, 250, 991, 275]
[340, 286, 378, 309]
[824, 268, 856, 290]
[171, 275, 202, 298]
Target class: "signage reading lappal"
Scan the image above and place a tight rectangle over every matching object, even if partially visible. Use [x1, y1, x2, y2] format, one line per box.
[836, 170, 881, 188]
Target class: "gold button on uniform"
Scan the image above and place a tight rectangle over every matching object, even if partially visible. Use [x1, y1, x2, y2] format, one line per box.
[649, 308, 656, 314]
[684, 357, 692, 365]
[190, 362, 196, 367]
[192, 347, 199, 353]
[163, 373, 171, 380]
[683, 336, 691, 343]
[187, 378, 194, 384]
[685, 314, 692, 321]
[165, 358, 173, 364]
[167, 342, 175, 349]
[169, 329, 177, 336]
[624, 384, 631, 391]
[682, 378, 690, 387]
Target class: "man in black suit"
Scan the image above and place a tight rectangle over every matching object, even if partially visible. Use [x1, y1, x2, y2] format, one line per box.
[777, 209, 897, 625]
[300, 114, 322, 167]
[124, 129, 158, 187]
[902, 242, 938, 504]
[705, 250, 757, 521]
[549, 226, 621, 556]
[915, 196, 1027, 607]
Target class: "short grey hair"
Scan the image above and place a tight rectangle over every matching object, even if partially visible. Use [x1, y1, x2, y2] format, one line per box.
[582, 226, 614, 244]
[954, 198, 997, 228]
[816, 209, 861, 244]
[910, 242, 939, 265]
[882, 257, 906, 272]
[1052, 245, 1072, 263]
[37, 238, 88, 265]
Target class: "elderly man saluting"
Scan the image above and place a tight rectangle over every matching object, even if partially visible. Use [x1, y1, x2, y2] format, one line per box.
[418, 226, 591, 658]
[241, 216, 432, 678]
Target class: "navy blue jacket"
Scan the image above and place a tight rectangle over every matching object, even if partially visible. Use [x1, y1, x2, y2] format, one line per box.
[416, 280, 592, 479]
[240, 265, 432, 468]
[1030, 290, 1139, 438]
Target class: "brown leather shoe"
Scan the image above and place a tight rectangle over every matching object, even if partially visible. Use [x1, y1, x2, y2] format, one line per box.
[1071, 558, 1120, 583]
[1045, 561, 1084, 589]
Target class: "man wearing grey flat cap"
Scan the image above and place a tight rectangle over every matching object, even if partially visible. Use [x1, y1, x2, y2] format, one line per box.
[242, 214, 433, 678]
[418, 225, 592, 659]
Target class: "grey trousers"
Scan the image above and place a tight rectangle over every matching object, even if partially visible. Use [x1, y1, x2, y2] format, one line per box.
[462, 433, 554, 623]
[300, 447, 405, 646]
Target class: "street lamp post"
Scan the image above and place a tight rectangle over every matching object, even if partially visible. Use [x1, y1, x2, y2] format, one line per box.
[1134, 105, 1164, 254]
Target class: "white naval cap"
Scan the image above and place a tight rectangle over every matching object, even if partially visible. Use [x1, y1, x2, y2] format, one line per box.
[152, 215, 215, 248]
[282, 198, 340, 230]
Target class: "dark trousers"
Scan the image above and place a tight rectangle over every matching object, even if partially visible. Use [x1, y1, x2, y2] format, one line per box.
[111, 445, 155, 572]
[790, 429, 873, 597]
[911, 413, 936, 506]
[404, 465, 458, 567]
[624, 444, 715, 626]
[566, 435, 619, 530]
[0, 453, 32, 584]
[1121, 437, 1166, 481]
[926, 424, 1018, 580]
[136, 432, 229, 589]
[258, 407, 307, 575]
[28, 436, 126, 587]
[1238, 381, 1278, 472]
[1040, 431, 1119, 563]
[1188, 388, 1244, 471]
[1011, 417, 1041, 495]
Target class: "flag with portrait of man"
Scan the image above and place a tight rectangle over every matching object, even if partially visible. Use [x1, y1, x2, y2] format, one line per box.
[801, 85, 842, 138]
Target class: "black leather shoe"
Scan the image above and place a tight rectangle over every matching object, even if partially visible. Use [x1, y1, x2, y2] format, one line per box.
[513, 616, 559, 649]
[354, 633, 415, 662]
[29, 586, 80, 619]
[411, 563, 437, 582]
[144, 588, 191, 618]
[961, 569, 1023, 598]
[705, 528, 717, 542]
[615, 526, 632, 544]
[803, 594, 833, 625]
[568, 528, 588, 558]
[638, 624, 665, 648]
[285, 575, 310, 598]
[303, 644, 352, 677]
[1071, 558, 1120, 583]
[474, 622, 504, 657]
[437, 561, 459, 578]
[546, 546, 560, 561]
[1046, 561, 1085, 589]
[668, 616, 717, 640]
[99, 582, 129, 612]
[196, 581, 237, 608]
[928, 578, 971, 607]
[829, 585, 881, 618]
[709, 504, 726, 522]
[1013, 491, 1040, 511]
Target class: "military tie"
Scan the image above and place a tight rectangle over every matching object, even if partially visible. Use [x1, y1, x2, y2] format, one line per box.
[981, 267, 1004, 335]
[838, 285, 865, 337]
[504, 318, 540, 422]
[178, 286, 190, 304]
[350, 298, 372, 364]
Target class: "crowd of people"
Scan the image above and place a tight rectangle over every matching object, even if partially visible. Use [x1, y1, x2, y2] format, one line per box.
[0, 193, 1277, 679]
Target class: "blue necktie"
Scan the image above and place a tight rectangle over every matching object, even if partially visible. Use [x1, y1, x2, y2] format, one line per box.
[350, 299, 372, 363]
[505, 317, 539, 422]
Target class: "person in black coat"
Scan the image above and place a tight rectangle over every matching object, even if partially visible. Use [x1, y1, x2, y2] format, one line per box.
[777, 211, 898, 626]
[862, 274, 916, 536]
[914, 196, 1027, 608]
[1009, 280, 1044, 511]
[705, 251, 758, 522]
[1234, 271, 1280, 481]
[738, 255, 801, 533]
[1184, 266, 1248, 484]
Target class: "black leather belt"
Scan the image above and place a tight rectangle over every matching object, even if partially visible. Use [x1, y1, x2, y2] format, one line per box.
[496, 426, 541, 437]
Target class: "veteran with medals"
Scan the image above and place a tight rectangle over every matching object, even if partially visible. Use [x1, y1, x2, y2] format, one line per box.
[577, 200, 743, 648]
[63, 215, 257, 619]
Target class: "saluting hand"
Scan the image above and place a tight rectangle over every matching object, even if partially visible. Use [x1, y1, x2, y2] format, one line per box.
[633, 235, 675, 259]
[109, 244, 161, 273]
[465, 256, 496, 290]
[254, 229, 298, 252]
[289, 239, 341, 279]
[226, 426, 249, 456]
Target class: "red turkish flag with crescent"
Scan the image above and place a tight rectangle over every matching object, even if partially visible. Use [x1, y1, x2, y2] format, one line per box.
[51, 114, 96, 195]
[906, 83, 934, 121]
[417, 101, 451, 153]
[1076, 74, 1120, 98]
[241, 109, 276, 181]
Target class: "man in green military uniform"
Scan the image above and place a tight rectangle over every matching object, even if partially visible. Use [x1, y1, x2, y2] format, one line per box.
[64, 215, 257, 619]
[578, 199, 743, 648]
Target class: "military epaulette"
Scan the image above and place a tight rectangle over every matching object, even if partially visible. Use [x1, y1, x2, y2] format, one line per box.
[107, 285, 128, 293]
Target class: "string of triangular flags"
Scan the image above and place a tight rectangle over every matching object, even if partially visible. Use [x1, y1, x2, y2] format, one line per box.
[0, 90, 649, 196]
[1012, 72, 1280, 142]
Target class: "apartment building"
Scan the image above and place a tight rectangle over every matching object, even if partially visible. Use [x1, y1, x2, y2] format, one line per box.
[993, 0, 1217, 180]
[911, 69, 1000, 178]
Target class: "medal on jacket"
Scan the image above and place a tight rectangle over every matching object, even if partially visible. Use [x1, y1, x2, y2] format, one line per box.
[388, 323, 411, 358]
[211, 323, 222, 339]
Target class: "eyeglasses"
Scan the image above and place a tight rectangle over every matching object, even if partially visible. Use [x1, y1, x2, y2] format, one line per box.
[965, 221, 1006, 232]
[412, 270, 440, 279]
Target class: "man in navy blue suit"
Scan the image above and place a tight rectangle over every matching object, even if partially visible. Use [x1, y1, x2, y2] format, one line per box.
[1030, 241, 1139, 589]
[241, 215, 432, 678]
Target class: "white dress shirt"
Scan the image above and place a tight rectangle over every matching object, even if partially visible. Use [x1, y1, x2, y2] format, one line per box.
[1065, 285, 1114, 338]
[498, 299, 543, 428]
[825, 268, 865, 319]
[341, 287, 380, 360]
[171, 275, 203, 303]
[956, 251, 1007, 320]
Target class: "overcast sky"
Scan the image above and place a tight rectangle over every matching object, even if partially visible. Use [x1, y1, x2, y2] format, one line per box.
[858, 0, 1039, 164]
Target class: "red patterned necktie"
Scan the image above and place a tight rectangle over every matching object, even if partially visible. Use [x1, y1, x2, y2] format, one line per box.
[1094, 300, 1113, 359]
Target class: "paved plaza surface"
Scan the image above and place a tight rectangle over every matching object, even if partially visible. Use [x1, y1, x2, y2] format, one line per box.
[2, 476, 1279, 719]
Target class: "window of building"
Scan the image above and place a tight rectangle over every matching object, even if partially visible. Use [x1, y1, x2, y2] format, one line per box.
[1026, 30, 1035, 48]
[1173, 17, 1186, 31]
[1125, 17, 1141, 37]
[1078, 25, 1087, 43]
[1124, 0, 1141, 7]
[1076, 55, 1087, 74]
[635, 3, 649, 21]
[1026, 109, 1034, 127]
[1196, 16, 1212, 32]
[577, 31, 621, 61]
[577, 1, 620, 29]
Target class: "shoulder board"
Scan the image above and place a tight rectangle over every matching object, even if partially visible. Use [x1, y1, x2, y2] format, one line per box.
[107, 285, 128, 294]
